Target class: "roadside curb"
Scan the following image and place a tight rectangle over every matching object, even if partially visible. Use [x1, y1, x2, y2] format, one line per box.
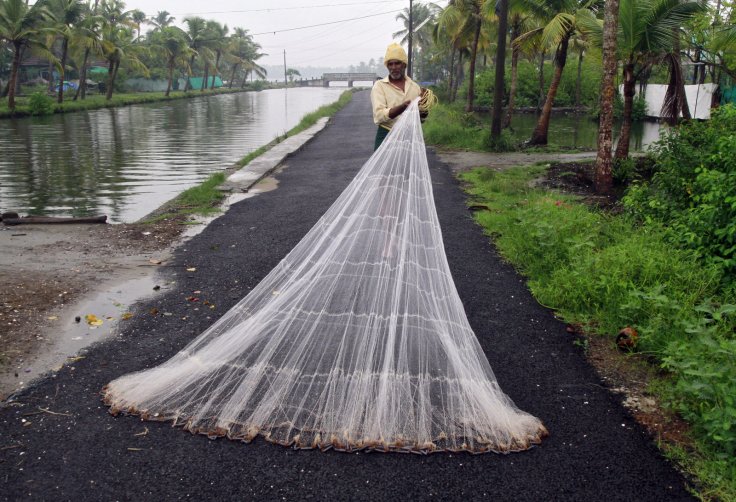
[219, 117, 330, 193]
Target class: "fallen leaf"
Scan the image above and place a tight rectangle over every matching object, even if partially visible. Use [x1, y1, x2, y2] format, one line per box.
[84, 314, 103, 326]
[121, 313, 134, 320]
[47, 316, 58, 321]
[149, 258, 162, 265]
[186, 267, 196, 272]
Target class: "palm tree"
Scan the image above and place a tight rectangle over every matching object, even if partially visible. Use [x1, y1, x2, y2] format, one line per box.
[393, 3, 440, 78]
[47, 0, 85, 103]
[182, 16, 209, 91]
[204, 20, 227, 90]
[151, 26, 192, 96]
[227, 30, 266, 88]
[594, 0, 620, 194]
[503, 3, 534, 128]
[612, 0, 703, 158]
[515, 0, 600, 145]
[0, 0, 53, 109]
[72, 0, 104, 101]
[491, 0, 509, 140]
[437, 0, 492, 112]
[130, 9, 145, 41]
[150, 10, 174, 30]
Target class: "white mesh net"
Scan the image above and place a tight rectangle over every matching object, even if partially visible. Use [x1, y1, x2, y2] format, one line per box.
[103, 99, 548, 453]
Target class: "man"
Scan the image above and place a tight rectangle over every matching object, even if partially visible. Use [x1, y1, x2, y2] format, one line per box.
[370, 43, 428, 150]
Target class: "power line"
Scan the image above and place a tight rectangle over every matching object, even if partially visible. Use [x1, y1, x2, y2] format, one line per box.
[250, 9, 402, 36]
[178, 0, 404, 16]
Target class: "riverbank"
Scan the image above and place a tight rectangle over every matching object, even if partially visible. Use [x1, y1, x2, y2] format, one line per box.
[0, 87, 258, 119]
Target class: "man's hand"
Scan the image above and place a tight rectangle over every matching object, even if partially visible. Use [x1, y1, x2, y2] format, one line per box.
[388, 100, 411, 119]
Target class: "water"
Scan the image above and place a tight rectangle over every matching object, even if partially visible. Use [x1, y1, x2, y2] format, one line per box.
[501, 112, 663, 150]
[0, 88, 345, 223]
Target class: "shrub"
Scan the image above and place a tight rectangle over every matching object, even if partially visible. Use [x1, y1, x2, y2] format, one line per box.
[623, 104, 736, 271]
[28, 91, 54, 115]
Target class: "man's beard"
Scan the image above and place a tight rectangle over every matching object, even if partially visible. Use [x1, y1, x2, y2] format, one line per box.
[389, 70, 404, 80]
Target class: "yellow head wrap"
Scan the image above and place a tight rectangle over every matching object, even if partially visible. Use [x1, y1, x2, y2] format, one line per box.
[384, 43, 408, 65]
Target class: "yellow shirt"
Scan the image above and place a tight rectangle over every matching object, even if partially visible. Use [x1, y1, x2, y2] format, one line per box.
[370, 75, 422, 130]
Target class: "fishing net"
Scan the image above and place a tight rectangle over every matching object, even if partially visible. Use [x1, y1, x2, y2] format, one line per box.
[103, 98, 548, 453]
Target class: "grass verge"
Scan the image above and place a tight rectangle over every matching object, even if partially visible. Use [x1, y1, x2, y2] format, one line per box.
[460, 165, 736, 501]
[0, 88, 249, 119]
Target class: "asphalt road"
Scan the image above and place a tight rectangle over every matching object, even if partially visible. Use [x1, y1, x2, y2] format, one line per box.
[0, 92, 693, 501]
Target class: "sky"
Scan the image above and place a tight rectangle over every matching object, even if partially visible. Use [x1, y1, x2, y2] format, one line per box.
[121, 0, 445, 70]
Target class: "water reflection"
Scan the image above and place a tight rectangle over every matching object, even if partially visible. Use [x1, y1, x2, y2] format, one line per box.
[0, 88, 344, 223]
[500, 112, 663, 151]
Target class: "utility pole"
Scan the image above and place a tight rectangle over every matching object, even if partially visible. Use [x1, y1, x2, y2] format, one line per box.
[407, 0, 413, 77]
[283, 50, 287, 87]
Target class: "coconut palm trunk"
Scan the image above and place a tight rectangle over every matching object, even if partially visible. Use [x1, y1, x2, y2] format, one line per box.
[465, 18, 482, 112]
[166, 59, 175, 96]
[614, 62, 635, 159]
[201, 62, 208, 91]
[7, 41, 23, 109]
[575, 50, 583, 111]
[594, 0, 620, 194]
[503, 22, 521, 129]
[447, 48, 455, 102]
[229, 64, 238, 88]
[491, 0, 509, 140]
[57, 39, 69, 103]
[74, 47, 90, 100]
[537, 50, 545, 111]
[529, 36, 570, 146]
[211, 51, 221, 89]
[106, 59, 119, 100]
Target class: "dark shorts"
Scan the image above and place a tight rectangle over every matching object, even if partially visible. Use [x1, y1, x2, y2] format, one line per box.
[374, 126, 390, 150]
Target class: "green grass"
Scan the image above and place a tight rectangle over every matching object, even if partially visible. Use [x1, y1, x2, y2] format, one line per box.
[142, 172, 226, 223]
[0, 88, 248, 118]
[422, 103, 493, 150]
[461, 165, 736, 500]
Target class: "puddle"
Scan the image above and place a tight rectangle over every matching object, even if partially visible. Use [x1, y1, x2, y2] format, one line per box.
[0, 274, 165, 398]
[0, 174, 280, 399]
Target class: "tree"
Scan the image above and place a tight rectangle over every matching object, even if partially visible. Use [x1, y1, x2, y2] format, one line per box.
[516, 0, 600, 145]
[47, 0, 85, 103]
[611, 0, 703, 158]
[393, 2, 440, 79]
[151, 26, 191, 96]
[130, 8, 145, 41]
[72, 0, 104, 101]
[437, 0, 492, 111]
[286, 67, 300, 83]
[491, 0, 509, 141]
[0, 0, 53, 109]
[182, 16, 211, 91]
[594, 0, 620, 195]
[504, 3, 534, 128]
[204, 20, 227, 90]
[150, 10, 174, 30]
[99, 0, 147, 100]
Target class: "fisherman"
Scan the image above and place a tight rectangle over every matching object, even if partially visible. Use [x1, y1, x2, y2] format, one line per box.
[370, 43, 428, 150]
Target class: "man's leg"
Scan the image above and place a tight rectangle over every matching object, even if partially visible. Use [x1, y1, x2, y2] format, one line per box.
[374, 126, 390, 151]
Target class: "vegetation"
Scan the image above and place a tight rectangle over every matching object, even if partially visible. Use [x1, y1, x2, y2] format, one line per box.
[461, 161, 736, 499]
[0, 0, 267, 111]
[0, 87, 243, 117]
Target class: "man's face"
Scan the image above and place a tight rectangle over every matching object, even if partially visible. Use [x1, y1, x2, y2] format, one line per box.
[387, 60, 406, 80]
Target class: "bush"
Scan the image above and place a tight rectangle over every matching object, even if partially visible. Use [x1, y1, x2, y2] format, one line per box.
[462, 164, 736, 471]
[623, 104, 736, 271]
[28, 91, 54, 115]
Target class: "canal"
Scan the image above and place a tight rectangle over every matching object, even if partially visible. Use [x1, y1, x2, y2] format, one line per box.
[0, 88, 345, 223]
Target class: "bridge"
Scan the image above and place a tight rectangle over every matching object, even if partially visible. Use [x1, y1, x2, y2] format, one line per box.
[295, 73, 379, 88]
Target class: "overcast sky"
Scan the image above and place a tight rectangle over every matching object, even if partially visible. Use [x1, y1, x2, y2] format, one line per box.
[122, 0, 444, 69]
